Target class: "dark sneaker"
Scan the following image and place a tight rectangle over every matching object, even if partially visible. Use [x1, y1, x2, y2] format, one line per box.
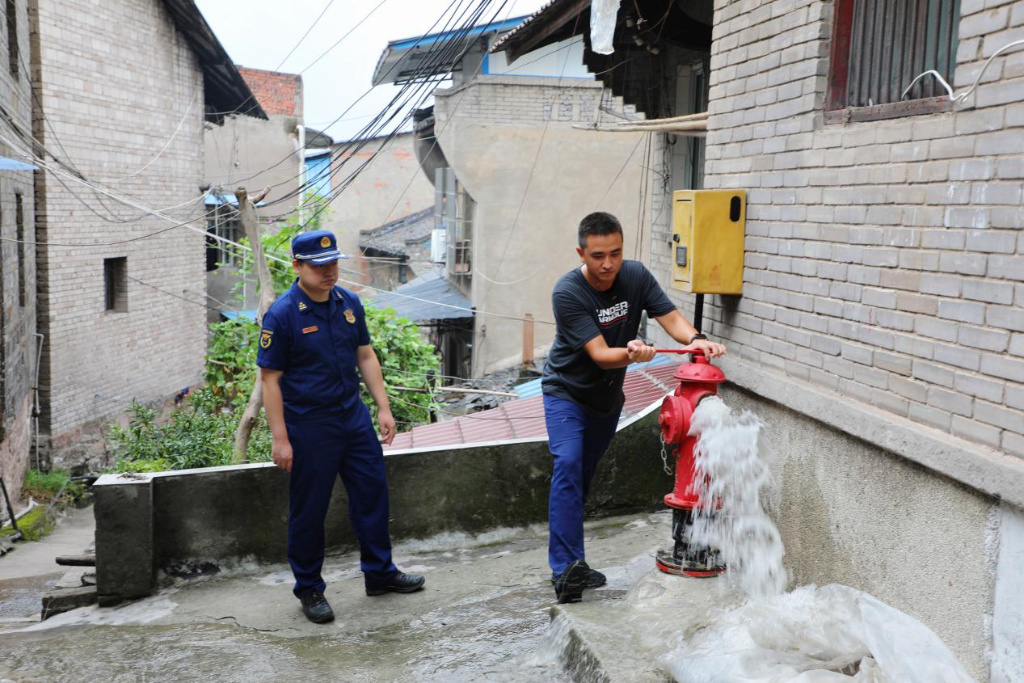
[366, 571, 426, 596]
[553, 560, 589, 604]
[298, 589, 334, 624]
[551, 567, 607, 589]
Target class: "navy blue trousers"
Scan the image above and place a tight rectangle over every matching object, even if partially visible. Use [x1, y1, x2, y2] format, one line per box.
[544, 394, 621, 576]
[287, 405, 397, 596]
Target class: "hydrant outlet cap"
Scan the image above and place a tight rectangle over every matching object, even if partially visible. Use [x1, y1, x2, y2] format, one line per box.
[673, 356, 726, 384]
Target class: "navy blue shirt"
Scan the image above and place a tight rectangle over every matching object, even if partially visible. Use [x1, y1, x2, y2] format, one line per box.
[256, 280, 371, 422]
[542, 261, 675, 417]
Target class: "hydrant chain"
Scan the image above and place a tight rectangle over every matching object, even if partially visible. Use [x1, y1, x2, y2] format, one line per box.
[660, 433, 673, 476]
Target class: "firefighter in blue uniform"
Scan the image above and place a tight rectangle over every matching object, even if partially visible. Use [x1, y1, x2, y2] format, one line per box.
[257, 230, 424, 624]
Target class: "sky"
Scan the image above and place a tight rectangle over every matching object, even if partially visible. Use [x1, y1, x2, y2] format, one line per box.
[195, 0, 551, 142]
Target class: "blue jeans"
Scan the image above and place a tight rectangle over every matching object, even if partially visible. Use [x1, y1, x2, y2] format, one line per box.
[544, 394, 621, 576]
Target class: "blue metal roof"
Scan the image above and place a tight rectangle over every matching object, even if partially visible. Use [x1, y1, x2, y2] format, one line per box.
[514, 354, 676, 399]
[0, 157, 37, 171]
[372, 15, 529, 85]
[221, 310, 257, 321]
[364, 268, 473, 322]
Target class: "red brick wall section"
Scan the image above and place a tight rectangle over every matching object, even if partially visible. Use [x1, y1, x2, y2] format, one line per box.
[237, 66, 303, 117]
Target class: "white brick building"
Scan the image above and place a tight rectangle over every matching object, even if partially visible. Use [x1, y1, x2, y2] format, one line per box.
[374, 16, 654, 377]
[0, 0, 38, 505]
[496, 0, 1024, 678]
[29, 0, 264, 471]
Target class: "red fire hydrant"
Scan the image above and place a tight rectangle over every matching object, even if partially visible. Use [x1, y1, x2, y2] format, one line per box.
[654, 349, 727, 577]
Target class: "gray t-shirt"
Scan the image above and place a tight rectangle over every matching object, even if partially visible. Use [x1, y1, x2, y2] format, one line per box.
[542, 260, 676, 417]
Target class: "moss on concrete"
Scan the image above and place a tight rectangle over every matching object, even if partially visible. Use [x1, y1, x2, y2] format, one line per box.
[1, 505, 56, 541]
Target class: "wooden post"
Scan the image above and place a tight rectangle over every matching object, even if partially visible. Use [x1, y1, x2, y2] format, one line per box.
[522, 313, 534, 367]
[233, 186, 276, 464]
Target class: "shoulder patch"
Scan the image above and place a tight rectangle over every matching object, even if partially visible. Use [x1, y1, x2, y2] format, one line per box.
[259, 329, 273, 348]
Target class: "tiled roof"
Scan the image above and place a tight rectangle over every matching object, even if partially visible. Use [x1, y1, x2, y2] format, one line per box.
[159, 0, 267, 122]
[358, 208, 434, 257]
[385, 359, 681, 451]
[364, 267, 474, 322]
[237, 66, 303, 117]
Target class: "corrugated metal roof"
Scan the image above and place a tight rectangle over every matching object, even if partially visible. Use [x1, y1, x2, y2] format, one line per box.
[372, 15, 530, 85]
[364, 268, 474, 322]
[513, 353, 675, 398]
[385, 354, 690, 451]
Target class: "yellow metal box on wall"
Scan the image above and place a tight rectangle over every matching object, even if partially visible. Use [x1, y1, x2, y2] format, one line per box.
[671, 189, 746, 294]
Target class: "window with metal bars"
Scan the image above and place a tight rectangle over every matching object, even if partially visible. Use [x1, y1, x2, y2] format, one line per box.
[828, 0, 961, 113]
[6, 0, 17, 79]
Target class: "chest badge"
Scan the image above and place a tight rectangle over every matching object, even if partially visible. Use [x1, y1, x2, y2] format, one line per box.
[344, 309, 356, 324]
[302, 325, 319, 334]
[259, 330, 273, 348]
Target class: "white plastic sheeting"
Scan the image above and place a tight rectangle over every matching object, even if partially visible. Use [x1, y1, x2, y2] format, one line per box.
[589, 0, 621, 55]
[663, 584, 978, 683]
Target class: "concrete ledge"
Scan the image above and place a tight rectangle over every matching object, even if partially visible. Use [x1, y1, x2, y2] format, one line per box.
[94, 475, 154, 605]
[93, 408, 668, 604]
[719, 355, 1024, 508]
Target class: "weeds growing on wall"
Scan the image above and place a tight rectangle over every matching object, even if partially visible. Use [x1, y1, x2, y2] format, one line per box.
[22, 469, 85, 503]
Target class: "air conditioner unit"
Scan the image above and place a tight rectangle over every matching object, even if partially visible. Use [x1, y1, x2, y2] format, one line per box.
[431, 228, 447, 263]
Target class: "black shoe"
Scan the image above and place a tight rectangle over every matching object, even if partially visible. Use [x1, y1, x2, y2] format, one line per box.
[553, 560, 589, 604]
[551, 567, 607, 589]
[366, 571, 426, 596]
[298, 589, 335, 624]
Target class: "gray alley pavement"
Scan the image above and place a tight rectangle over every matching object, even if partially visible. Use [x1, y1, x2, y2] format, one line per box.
[0, 510, 673, 683]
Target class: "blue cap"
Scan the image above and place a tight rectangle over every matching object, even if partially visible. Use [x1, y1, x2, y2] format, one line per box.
[292, 230, 341, 264]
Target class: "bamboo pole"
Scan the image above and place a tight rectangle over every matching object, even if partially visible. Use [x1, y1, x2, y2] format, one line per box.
[615, 111, 709, 125]
[573, 121, 708, 134]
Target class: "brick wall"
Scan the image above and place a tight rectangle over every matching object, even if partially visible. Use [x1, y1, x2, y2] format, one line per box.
[30, 0, 207, 470]
[0, 0, 37, 500]
[649, 0, 1024, 458]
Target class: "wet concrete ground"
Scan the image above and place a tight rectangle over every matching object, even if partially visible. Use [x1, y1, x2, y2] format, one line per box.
[0, 510, 673, 683]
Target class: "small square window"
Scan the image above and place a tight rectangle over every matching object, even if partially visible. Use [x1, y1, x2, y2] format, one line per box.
[104, 257, 127, 312]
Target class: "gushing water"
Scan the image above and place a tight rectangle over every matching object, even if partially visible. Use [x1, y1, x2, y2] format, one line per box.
[688, 396, 786, 599]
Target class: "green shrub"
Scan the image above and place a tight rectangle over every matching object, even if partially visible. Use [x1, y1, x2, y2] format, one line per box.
[107, 386, 273, 473]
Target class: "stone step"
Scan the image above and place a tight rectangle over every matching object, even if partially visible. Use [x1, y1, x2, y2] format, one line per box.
[41, 585, 97, 621]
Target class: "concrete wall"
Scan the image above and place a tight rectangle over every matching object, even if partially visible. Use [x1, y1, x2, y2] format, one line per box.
[0, 0, 37, 501]
[93, 406, 667, 602]
[719, 382, 1001, 678]
[434, 75, 654, 376]
[320, 132, 435, 287]
[30, 0, 207, 472]
[203, 112, 303, 217]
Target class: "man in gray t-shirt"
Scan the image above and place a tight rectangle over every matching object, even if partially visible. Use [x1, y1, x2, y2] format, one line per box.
[542, 212, 725, 603]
